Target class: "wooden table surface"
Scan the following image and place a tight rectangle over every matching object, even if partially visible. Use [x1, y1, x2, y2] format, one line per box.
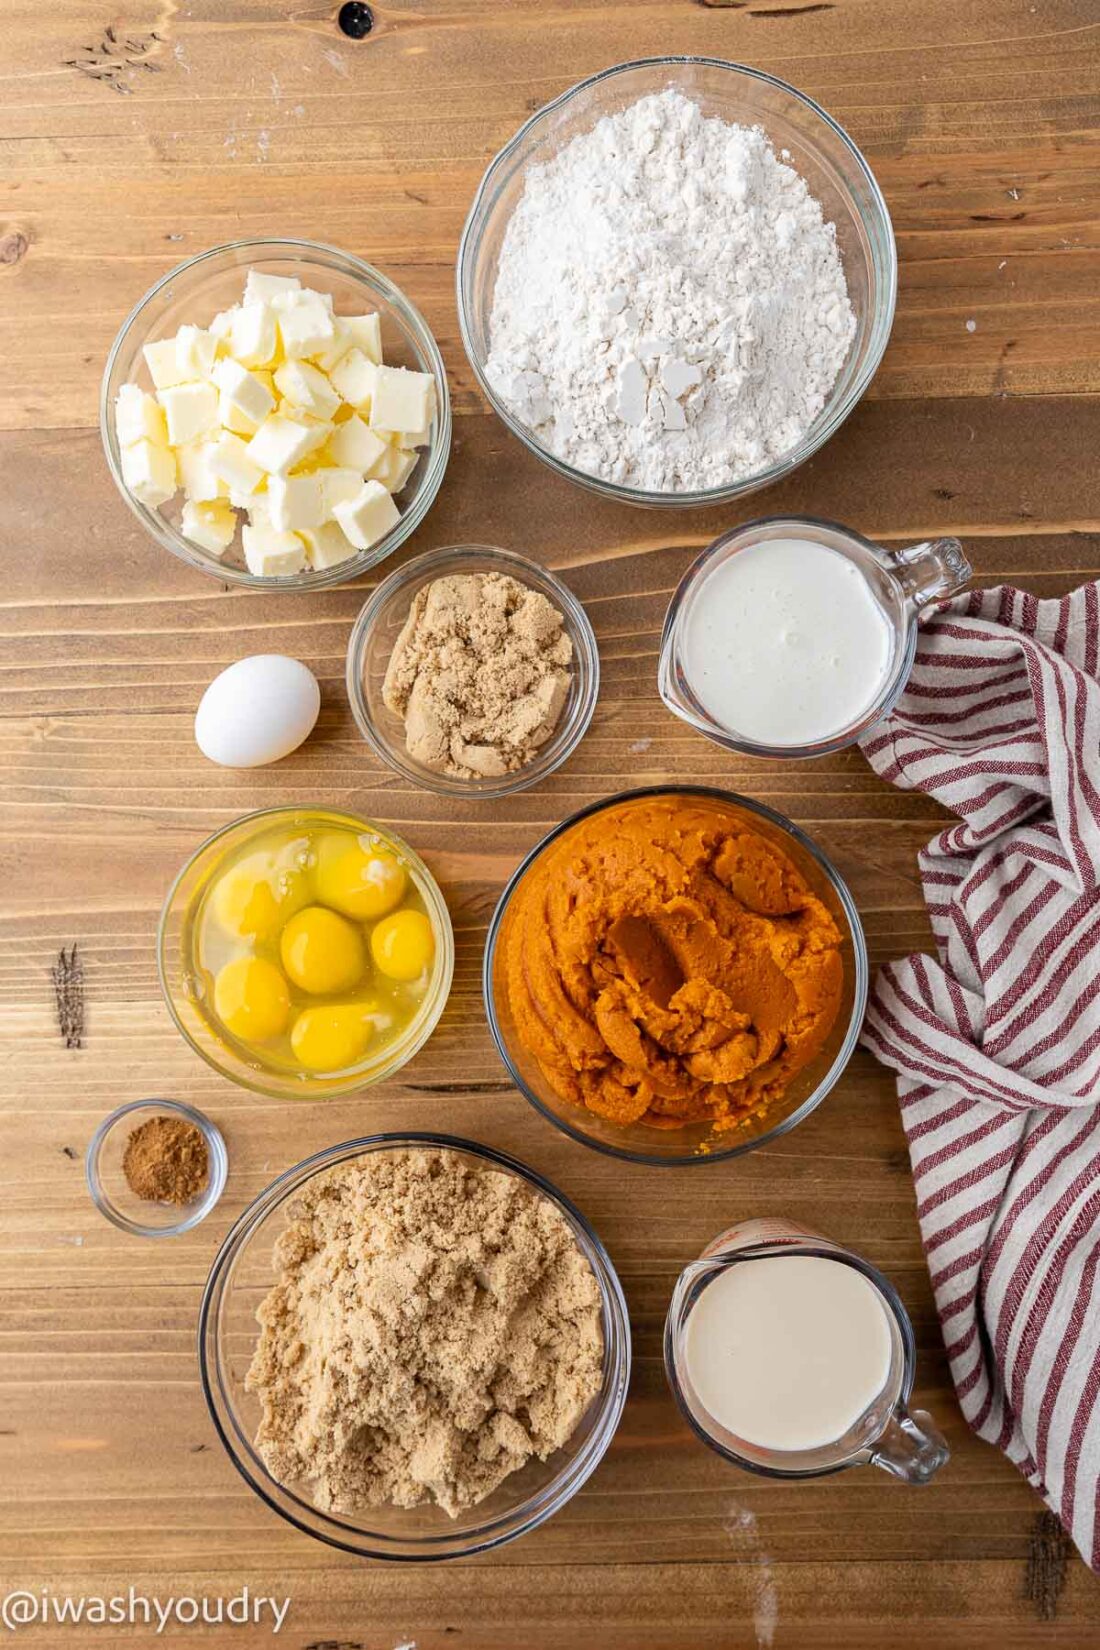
[4, 1, 1100, 1645]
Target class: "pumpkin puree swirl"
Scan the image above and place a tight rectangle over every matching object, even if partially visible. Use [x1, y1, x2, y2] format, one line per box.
[501, 797, 846, 1132]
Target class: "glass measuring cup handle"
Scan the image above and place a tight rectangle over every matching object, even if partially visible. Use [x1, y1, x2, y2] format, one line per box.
[886, 538, 973, 610]
[869, 1405, 950, 1484]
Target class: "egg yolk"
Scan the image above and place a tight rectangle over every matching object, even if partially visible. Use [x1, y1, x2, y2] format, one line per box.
[213, 956, 290, 1043]
[313, 840, 408, 921]
[370, 908, 435, 981]
[211, 851, 308, 941]
[290, 1001, 376, 1072]
[280, 905, 366, 995]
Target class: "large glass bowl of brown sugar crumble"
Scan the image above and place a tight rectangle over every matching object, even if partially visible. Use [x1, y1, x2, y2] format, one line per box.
[485, 786, 868, 1167]
[345, 543, 600, 799]
[199, 1132, 631, 1561]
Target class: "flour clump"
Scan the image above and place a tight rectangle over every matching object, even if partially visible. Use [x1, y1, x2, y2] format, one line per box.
[485, 90, 857, 493]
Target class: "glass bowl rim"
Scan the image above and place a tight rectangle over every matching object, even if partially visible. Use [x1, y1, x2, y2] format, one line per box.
[456, 54, 898, 509]
[85, 1097, 228, 1237]
[345, 542, 601, 798]
[156, 805, 455, 1100]
[197, 1129, 632, 1561]
[662, 1238, 916, 1478]
[658, 513, 921, 759]
[482, 783, 869, 1167]
[100, 235, 452, 590]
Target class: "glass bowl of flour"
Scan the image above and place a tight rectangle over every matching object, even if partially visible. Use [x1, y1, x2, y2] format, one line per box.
[458, 58, 896, 508]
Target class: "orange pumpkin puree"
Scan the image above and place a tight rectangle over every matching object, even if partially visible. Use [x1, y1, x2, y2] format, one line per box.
[501, 796, 846, 1133]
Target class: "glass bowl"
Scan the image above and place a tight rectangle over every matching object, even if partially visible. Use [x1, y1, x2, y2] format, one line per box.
[484, 785, 868, 1166]
[457, 57, 896, 509]
[198, 1132, 632, 1560]
[101, 238, 451, 588]
[158, 807, 454, 1101]
[346, 544, 600, 799]
[86, 1098, 227, 1237]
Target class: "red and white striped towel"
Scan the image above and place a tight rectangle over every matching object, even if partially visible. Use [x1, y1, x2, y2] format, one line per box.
[860, 582, 1100, 1569]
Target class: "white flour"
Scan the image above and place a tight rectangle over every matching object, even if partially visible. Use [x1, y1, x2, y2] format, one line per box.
[486, 91, 856, 493]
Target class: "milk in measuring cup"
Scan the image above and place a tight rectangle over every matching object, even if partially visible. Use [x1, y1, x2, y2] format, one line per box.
[683, 1253, 893, 1451]
[682, 536, 893, 746]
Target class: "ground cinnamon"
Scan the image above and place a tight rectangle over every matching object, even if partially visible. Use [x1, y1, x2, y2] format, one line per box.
[123, 1115, 208, 1205]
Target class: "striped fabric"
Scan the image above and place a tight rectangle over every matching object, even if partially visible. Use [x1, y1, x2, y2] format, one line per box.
[859, 582, 1100, 1570]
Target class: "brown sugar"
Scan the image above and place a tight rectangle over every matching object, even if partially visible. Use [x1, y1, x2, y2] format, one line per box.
[381, 570, 573, 779]
[122, 1115, 209, 1205]
[245, 1147, 604, 1517]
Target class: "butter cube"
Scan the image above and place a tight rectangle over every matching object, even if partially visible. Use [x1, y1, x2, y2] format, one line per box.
[344, 314, 382, 365]
[210, 431, 265, 495]
[142, 338, 190, 391]
[274, 359, 340, 419]
[277, 291, 335, 358]
[375, 419, 433, 450]
[220, 401, 259, 439]
[370, 445, 419, 494]
[181, 498, 237, 556]
[370, 365, 435, 437]
[178, 440, 227, 503]
[242, 524, 308, 578]
[333, 479, 400, 550]
[247, 414, 330, 476]
[244, 270, 301, 306]
[115, 383, 167, 448]
[213, 357, 276, 428]
[273, 284, 333, 315]
[157, 380, 219, 447]
[121, 438, 177, 507]
[246, 494, 273, 529]
[301, 521, 359, 571]
[267, 472, 325, 532]
[321, 467, 365, 519]
[209, 306, 239, 342]
[310, 318, 352, 374]
[230, 302, 278, 369]
[326, 412, 387, 473]
[285, 445, 327, 474]
[176, 324, 218, 380]
[329, 348, 377, 411]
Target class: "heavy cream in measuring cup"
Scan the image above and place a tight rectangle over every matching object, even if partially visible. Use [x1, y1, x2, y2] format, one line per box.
[682, 537, 893, 745]
[683, 1254, 893, 1451]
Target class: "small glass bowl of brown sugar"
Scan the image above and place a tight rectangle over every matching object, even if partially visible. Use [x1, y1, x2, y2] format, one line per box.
[85, 1099, 227, 1238]
[346, 544, 600, 798]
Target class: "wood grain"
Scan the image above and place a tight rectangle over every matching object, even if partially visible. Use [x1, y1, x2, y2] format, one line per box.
[2, 1, 1100, 1644]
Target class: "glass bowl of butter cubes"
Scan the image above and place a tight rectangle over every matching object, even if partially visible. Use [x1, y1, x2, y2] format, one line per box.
[101, 239, 451, 588]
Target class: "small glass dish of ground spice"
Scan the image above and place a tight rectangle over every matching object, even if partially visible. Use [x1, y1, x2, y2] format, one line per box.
[85, 1099, 227, 1237]
[346, 544, 600, 799]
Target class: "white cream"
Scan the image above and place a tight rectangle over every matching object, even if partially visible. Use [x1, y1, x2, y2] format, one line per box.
[683, 537, 894, 745]
[683, 1254, 894, 1452]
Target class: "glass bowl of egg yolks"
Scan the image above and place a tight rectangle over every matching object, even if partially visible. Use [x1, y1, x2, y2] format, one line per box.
[158, 807, 454, 1100]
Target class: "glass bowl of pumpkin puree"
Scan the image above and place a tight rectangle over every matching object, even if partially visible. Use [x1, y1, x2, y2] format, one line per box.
[484, 786, 867, 1166]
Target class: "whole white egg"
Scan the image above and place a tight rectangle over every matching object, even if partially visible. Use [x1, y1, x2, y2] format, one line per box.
[195, 655, 321, 768]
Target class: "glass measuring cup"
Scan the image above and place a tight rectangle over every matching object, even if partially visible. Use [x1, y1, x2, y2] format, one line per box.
[658, 516, 971, 758]
[664, 1218, 949, 1483]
